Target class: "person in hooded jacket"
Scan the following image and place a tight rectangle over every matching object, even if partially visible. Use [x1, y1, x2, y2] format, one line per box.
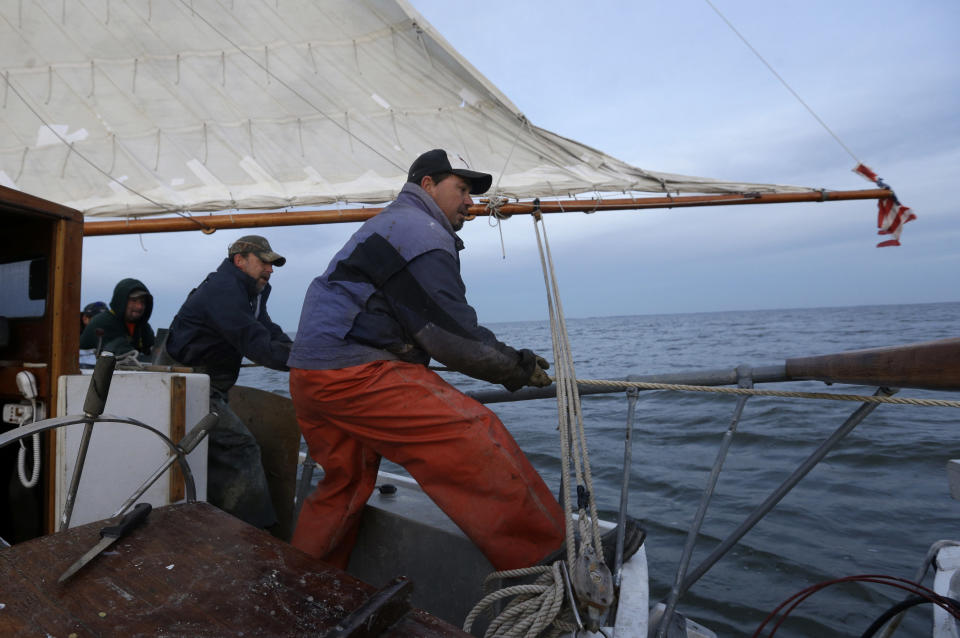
[79, 279, 154, 357]
[165, 236, 292, 529]
[80, 300, 108, 332]
[287, 149, 564, 571]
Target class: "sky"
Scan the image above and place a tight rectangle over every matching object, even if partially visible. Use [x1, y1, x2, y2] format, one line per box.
[79, 0, 960, 329]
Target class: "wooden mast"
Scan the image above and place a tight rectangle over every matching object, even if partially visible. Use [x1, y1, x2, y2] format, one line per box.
[82, 188, 893, 236]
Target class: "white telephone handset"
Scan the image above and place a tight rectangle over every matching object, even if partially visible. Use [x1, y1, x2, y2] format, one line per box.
[13, 370, 43, 488]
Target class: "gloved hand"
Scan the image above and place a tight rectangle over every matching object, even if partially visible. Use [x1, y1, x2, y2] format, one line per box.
[527, 355, 552, 388]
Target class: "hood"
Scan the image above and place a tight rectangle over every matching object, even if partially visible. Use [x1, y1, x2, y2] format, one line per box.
[109, 278, 154, 324]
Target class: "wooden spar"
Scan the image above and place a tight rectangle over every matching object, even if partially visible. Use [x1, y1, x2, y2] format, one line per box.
[81, 188, 893, 236]
[785, 338, 960, 391]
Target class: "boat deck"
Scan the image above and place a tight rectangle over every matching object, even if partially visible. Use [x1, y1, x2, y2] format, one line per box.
[0, 501, 469, 637]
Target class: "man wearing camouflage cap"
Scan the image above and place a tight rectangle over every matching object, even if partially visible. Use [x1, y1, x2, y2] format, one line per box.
[166, 235, 292, 529]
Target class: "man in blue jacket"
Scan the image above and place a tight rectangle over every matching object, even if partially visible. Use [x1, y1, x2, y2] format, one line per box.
[166, 236, 292, 529]
[288, 149, 564, 570]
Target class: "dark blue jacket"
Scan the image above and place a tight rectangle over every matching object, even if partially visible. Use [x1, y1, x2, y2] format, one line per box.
[288, 183, 537, 391]
[167, 258, 291, 392]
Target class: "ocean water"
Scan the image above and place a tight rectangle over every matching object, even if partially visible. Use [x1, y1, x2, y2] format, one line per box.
[238, 301, 960, 636]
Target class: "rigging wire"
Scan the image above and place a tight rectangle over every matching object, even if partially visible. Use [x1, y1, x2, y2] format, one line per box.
[1, 77, 209, 229]
[571, 378, 960, 408]
[703, 0, 862, 165]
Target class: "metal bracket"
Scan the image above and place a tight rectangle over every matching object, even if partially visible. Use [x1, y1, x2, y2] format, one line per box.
[325, 576, 413, 638]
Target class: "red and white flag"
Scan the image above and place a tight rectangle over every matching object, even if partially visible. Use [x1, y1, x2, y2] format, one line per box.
[875, 196, 916, 247]
[853, 163, 880, 183]
[852, 163, 916, 247]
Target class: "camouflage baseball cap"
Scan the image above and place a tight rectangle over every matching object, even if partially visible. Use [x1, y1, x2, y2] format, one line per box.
[227, 235, 286, 267]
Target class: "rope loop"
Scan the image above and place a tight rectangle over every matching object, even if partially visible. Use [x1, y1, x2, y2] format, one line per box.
[485, 195, 510, 221]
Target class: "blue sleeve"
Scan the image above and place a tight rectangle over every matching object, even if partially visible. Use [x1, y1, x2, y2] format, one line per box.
[385, 250, 537, 391]
[205, 283, 291, 370]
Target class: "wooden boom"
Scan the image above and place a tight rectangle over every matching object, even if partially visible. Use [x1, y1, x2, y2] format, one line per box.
[82, 188, 893, 236]
[785, 338, 960, 391]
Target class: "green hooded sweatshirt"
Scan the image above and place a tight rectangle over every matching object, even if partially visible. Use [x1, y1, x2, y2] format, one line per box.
[79, 278, 155, 356]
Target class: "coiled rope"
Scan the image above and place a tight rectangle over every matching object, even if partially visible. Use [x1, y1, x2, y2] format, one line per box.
[463, 564, 577, 638]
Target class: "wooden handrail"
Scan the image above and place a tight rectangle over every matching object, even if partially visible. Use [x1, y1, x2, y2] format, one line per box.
[786, 338, 960, 391]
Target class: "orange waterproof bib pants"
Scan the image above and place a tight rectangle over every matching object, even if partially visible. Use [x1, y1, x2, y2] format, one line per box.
[289, 361, 565, 570]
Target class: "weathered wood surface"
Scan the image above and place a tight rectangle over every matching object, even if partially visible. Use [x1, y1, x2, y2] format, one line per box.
[0, 502, 469, 638]
[786, 337, 960, 391]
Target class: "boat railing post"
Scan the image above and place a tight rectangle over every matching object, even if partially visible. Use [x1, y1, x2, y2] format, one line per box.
[614, 386, 640, 590]
[293, 442, 316, 527]
[60, 353, 116, 531]
[656, 365, 753, 638]
[875, 539, 960, 638]
[677, 386, 897, 595]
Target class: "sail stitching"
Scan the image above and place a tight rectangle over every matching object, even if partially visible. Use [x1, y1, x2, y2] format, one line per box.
[178, 0, 404, 173]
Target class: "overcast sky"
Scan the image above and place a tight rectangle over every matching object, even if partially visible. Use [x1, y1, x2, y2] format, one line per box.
[80, 0, 960, 329]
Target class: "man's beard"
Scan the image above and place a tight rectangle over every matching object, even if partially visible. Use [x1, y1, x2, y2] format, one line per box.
[451, 207, 467, 231]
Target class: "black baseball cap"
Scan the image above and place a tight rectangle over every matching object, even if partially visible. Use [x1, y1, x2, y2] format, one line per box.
[82, 301, 108, 316]
[407, 149, 492, 195]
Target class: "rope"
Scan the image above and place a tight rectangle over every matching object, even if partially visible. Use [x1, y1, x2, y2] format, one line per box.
[486, 195, 510, 259]
[533, 213, 603, 560]
[464, 565, 572, 638]
[114, 350, 146, 369]
[484, 116, 526, 259]
[570, 378, 960, 408]
[464, 212, 608, 637]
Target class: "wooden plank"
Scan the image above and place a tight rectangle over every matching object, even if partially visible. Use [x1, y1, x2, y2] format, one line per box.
[168, 376, 187, 502]
[45, 213, 83, 533]
[0, 184, 84, 222]
[228, 385, 301, 541]
[0, 502, 470, 638]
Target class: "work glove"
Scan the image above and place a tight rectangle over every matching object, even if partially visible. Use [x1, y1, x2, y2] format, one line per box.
[527, 355, 552, 388]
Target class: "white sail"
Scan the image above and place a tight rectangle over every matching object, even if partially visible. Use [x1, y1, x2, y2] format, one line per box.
[0, 0, 810, 218]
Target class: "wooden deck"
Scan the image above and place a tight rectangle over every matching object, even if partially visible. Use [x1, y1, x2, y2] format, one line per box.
[0, 502, 470, 637]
